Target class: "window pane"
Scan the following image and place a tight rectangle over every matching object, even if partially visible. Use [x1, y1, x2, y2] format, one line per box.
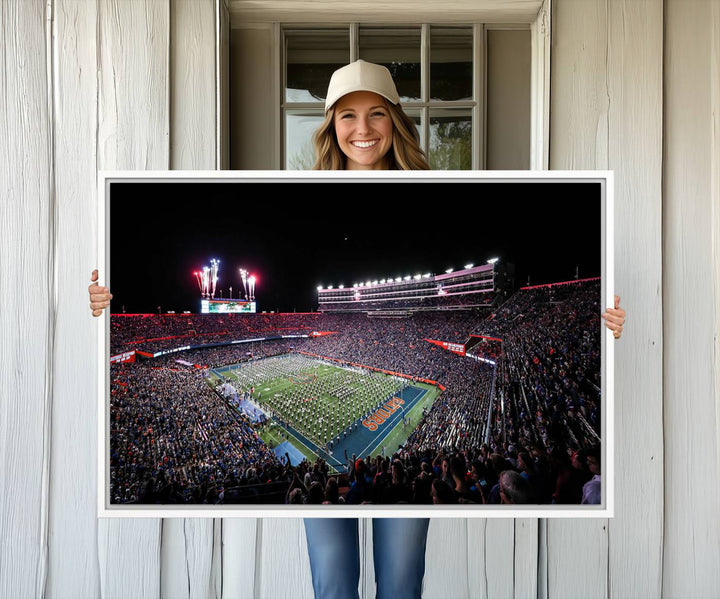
[430, 27, 473, 101]
[285, 112, 324, 170]
[486, 29, 530, 169]
[359, 27, 421, 102]
[429, 109, 472, 170]
[285, 30, 350, 103]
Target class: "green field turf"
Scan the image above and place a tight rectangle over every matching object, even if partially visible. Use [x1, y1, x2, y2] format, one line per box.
[218, 355, 441, 464]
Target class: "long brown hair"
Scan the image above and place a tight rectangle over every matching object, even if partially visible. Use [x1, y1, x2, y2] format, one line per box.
[312, 99, 430, 170]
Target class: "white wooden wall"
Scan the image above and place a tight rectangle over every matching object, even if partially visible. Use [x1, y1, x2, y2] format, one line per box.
[1, 0, 718, 597]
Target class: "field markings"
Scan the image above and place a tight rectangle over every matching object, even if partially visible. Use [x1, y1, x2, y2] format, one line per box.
[356, 386, 428, 458]
[222, 355, 437, 470]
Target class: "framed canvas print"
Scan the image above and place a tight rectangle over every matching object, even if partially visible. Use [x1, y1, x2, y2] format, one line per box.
[97, 170, 614, 518]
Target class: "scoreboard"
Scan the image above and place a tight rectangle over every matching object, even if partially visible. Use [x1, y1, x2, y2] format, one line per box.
[201, 298, 256, 314]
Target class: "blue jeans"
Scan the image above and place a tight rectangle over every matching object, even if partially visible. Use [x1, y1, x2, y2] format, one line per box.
[303, 518, 430, 599]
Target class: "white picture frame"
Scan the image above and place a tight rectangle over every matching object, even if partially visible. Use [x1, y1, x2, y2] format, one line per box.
[97, 170, 614, 519]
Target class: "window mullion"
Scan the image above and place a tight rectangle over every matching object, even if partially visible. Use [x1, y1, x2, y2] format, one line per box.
[474, 23, 486, 170]
[275, 23, 283, 170]
[350, 23, 359, 60]
[421, 23, 430, 153]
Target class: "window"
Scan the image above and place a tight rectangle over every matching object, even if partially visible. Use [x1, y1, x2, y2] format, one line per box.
[228, 22, 531, 170]
[282, 25, 480, 170]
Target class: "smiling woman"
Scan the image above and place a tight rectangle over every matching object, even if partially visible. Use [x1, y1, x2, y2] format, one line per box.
[311, 59, 430, 171]
[333, 91, 394, 170]
[304, 59, 432, 599]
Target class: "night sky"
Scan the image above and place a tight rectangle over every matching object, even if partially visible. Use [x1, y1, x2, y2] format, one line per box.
[108, 179, 603, 314]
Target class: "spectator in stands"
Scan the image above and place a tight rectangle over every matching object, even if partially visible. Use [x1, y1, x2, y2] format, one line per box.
[322, 476, 343, 505]
[287, 488, 304, 504]
[306, 481, 326, 504]
[431, 478, 457, 504]
[448, 454, 475, 503]
[286, 467, 307, 504]
[552, 447, 592, 504]
[344, 458, 374, 505]
[581, 445, 602, 505]
[411, 473, 434, 504]
[467, 459, 490, 504]
[372, 457, 392, 502]
[383, 459, 413, 504]
[439, 453, 455, 488]
[498, 470, 535, 505]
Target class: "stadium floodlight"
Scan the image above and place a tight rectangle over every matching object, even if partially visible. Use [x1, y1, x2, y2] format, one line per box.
[317, 285, 323, 291]
[365, 281, 371, 287]
[414, 274, 421, 280]
[339, 284, 344, 289]
[372, 280, 378, 285]
[404, 275, 411, 281]
[423, 273, 431, 278]
[445, 268, 454, 274]
[487, 257, 499, 264]
[395, 277, 402, 282]
[380, 279, 386, 284]
[328, 285, 333, 290]
[465, 263, 474, 269]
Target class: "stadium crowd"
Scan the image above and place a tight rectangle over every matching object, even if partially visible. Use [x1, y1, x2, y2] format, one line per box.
[110, 311, 321, 355]
[109, 360, 283, 504]
[108, 278, 605, 506]
[269, 441, 601, 506]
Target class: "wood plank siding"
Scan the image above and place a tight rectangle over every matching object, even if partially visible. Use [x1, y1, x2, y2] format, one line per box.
[2, 0, 718, 597]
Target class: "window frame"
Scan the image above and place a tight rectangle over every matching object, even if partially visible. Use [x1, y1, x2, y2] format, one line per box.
[258, 0, 552, 170]
[281, 23, 486, 170]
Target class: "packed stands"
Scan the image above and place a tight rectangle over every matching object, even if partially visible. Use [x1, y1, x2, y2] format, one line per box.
[108, 275, 604, 506]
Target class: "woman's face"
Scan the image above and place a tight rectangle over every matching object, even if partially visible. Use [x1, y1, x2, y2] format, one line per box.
[333, 90, 393, 170]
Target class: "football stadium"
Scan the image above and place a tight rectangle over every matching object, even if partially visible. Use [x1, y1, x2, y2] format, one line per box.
[108, 261, 603, 507]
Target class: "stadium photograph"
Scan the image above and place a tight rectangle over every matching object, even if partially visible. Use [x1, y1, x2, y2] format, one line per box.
[101, 173, 610, 513]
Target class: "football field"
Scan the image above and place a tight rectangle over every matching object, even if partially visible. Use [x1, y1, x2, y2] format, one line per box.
[211, 353, 439, 472]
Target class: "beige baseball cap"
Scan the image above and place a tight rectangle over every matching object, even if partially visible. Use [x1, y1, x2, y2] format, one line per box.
[324, 60, 400, 112]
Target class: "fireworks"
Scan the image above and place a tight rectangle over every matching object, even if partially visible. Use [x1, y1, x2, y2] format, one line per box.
[194, 260, 256, 302]
[202, 266, 210, 298]
[210, 259, 219, 298]
[248, 275, 256, 301]
[239, 268, 257, 301]
[240, 268, 248, 300]
[194, 263, 215, 298]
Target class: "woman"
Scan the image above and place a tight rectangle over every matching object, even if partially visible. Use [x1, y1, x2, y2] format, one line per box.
[89, 59, 626, 599]
[302, 60, 432, 599]
[311, 60, 429, 172]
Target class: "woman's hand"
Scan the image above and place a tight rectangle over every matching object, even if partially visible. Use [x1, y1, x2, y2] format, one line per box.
[89, 269, 112, 317]
[602, 295, 625, 339]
